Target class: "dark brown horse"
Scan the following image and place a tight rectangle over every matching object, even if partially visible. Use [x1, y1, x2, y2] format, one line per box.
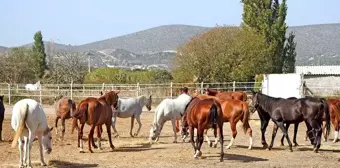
[0, 95, 4, 141]
[54, 96, 76, 140]
[205, 89, 247, 102]
[71, 90, 119, 153]
[251, 91, 330, 153]
[181, 97, 224, 162]
[196, 94, 253, 150]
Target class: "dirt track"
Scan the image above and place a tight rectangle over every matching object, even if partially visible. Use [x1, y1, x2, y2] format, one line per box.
[1, 106, 340, 168]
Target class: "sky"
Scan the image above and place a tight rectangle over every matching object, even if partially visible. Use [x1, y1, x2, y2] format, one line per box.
[0, 0, 339, 47]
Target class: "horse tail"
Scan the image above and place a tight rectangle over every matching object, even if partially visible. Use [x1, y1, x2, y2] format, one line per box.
[321, 98, 330, 140]
[11, 103, 29, 148]
[71, 102, 88, 134]
[209, 101, 218, 129]
[68, 99, 74, 117]
[241, 102, 251, 134]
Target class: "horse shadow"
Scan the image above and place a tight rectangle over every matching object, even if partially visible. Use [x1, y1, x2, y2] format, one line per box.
[49, 160, 98, 168]
[297, 147, 340, 153]
[114, 143, 166, 152]
[235, 145, 286, 151]
[205, 153, 268, 162]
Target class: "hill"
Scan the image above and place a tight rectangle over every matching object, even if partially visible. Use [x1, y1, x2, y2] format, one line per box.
[0, 46, 8, 53]
[2, 23, 340, 69]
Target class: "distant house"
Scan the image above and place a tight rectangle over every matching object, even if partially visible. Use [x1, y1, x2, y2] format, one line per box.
[295, 65, 340, 97]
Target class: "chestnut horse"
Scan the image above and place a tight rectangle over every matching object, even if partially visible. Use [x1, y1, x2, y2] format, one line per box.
[71, 90, 119, 153]
[54, 96, 76, 140]
[204, 89, 248, 102]
[181, 97, 224, 162]
[196, 94, 253, 150]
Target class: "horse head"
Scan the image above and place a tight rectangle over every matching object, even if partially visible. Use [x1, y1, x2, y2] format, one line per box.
[0, 95, 4, 104]
[145, 94, 152, 111]
[149, 123, 160, 141]
[42, 126, 53, 154]
[104, 90, 120, 110]
[180, 115, 189, 138]
[250, 90, 260, 109]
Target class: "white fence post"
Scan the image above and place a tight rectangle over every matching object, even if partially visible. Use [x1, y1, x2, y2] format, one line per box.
[136, 83, 140, 96]
[70, 81, 73, 100]
[39, 86, 42, 105]
[170, 82, 173, 99]
[57, 85, 60, 96]
[200, 82, 204, 94]
[102, 83, 105, 91]
[233, 81, 236, 92]
[7, 83, 11, 105]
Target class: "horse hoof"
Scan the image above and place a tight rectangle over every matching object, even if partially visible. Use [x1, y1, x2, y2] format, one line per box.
[248, 146, 252, 150]
[262, 144, 268, 149]
[111, 145, 115, 150]
[280, 143, 284, 147]
[194, 155, 198, 159]
[79, 150, 85, 153]
[93, 145, 98, 149]
[213, 143, 217, 148]
[208, 142, 212, 147]
[220, 158, 224, 162]
[133, 133, 138, 137]
[196, 151, 202, 157]
[225, 146, 231, 149]
[294, 143, 299, 147]
[41, 162, 47, 166]
[173, 140, 178, 143]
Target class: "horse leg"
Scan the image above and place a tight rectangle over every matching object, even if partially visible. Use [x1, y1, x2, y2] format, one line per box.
[332, 120, 339, 143]
[268, 123, 279, 150]
[204, 129, 212, 147]
[37, 136, 47, 166]
[194, 126, 204, 159]
[218, 124, 224, 162]
[88, 124, 96, 153]
[78, 123, 85, 153]
[226, 121, 237, 149]
[293, 123, 300, 146]
[277, 121, 293, 152]
[18, 137, 24, 168]
[189, 126, 197, 158]
[23, 136, 28, 167]
[171, 119, 178, 143]
[54, 116, 60, 135]
[134, 115, 142, 137]
[259, 116, 269, 148]
[310, 120, 322, 153]
[111, 114, 119, 138]
[129, 116, 135, 137]
[96, 126, 102, 150]
[106, 122, 115, 150]
[26, 131, 35, 168]
[0, 115, 3, 141]
[212, 127, 219, 148]
[61, 119, 66, 141]
[280, 123, 290, 146]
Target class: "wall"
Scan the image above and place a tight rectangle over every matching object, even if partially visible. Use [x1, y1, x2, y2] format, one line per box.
[304, 75, 340, 97]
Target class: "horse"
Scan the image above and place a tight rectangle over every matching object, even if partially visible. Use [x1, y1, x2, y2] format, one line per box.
[111, 94, 152, 137]
[195, 94, 253, 150]
[205, 89, 248, 102]
[25, 81, 41, 91]
[54, 95, 76, 140]
[11, 98, 53, 167]
[181, 97, 224, 162]
[0, 95, 4, 141]
[251, 91, 330, 153]
[71, 90, 120, 153]
[148, 93, 192, 143]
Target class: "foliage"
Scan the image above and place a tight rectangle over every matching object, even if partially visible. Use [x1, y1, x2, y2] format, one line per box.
[242, 0, 293, 74]
[43, 52, 88, 84]
[254, 74, 264, 92]
[171, 26, 272, 83]
[0, 47, 36, 83]
[32, 31, 48, 79]
[84, 68, 173, 84]
[282, 31, 297, 73]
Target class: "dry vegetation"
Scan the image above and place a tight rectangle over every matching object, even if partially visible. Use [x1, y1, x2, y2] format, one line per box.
[0, 106, 340, 168]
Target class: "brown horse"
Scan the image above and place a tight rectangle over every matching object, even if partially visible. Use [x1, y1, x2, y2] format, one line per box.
[196, 94, 253, 150]
[54, 96, 76, 140]
[71, 90, 119, 153]
[181, 97, 224, 162]
[204, 89, 248, 102]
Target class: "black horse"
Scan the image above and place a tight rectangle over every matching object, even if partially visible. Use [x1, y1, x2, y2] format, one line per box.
[0, 95, 5, 141]
[251, 91, 330, 153]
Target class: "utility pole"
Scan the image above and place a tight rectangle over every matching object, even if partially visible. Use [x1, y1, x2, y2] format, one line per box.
[88, 51, 91, 73]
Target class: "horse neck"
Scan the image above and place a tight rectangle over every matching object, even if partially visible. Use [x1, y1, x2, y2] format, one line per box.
[257, 93, 274, 114]
[137, 95, 147, 107]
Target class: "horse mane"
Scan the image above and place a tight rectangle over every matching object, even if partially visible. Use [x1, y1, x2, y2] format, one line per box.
[255, 92, 283, 113]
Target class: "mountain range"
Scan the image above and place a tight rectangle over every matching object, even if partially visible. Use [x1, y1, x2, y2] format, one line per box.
[1, 23, 340, 70]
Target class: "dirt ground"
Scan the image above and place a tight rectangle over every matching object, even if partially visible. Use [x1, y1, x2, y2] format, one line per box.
[1, 106, 340, 168]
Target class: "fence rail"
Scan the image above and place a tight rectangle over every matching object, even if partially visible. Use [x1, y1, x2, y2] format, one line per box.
[1, 82, 339, 107]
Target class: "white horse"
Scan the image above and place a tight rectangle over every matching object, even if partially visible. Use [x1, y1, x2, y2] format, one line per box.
[111, 95, 152, 137]
[149, 93, 192, 143]
[25, 81, 41, 91]
[11, 98, 53, 167]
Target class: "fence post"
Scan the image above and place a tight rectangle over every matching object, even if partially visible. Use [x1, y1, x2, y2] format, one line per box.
[70, 81, 73, 100]
[57, 85, 60, 96]
[102, 83, 105, 91]
[200, 82, 204, 94]
[39, 85, 42, 105]
[233, 81, 236, 92]
[136, 83, 139, 97]
[170, 82, 173, 99]
[7, 83, 11, 105]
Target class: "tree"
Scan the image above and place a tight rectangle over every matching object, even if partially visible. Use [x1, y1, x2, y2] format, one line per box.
[282, 31, 297, 73]
[32, 31, 48, 79]
[172, 26, 273, 83]
[242, 0, 289, 73]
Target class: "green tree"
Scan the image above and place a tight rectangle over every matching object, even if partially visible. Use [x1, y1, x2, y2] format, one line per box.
[242, 0, 289, 73]
[32, 31, 47, 78]
[172, 26, 272, 83]
[282, 31, 297, 73]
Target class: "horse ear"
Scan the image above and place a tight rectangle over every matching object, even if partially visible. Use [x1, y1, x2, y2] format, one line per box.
[114, 90, 120, 94]
[50, 127, 53, 132]
[100, 91, 103, 96]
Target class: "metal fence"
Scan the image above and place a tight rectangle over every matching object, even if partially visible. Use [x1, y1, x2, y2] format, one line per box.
[0, 82, 259, 106]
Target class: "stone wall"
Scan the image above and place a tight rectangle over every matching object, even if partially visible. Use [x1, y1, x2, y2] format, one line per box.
[304, 75, 340, 97]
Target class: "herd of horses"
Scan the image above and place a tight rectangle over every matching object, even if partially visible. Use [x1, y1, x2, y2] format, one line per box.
[1, 86, 340, 166]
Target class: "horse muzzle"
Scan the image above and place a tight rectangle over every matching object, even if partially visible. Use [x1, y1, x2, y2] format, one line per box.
[45, 148, 52, 154]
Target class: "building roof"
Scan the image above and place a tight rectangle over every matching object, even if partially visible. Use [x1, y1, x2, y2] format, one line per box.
[295, 65, 340, 75]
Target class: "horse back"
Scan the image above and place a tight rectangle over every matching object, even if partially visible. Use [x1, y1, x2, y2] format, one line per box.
[327, 98, 340, 121]
[219, 99, 246, 121]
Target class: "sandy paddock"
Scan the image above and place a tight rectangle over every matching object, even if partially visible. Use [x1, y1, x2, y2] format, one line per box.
[0, 105, 340, 168]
